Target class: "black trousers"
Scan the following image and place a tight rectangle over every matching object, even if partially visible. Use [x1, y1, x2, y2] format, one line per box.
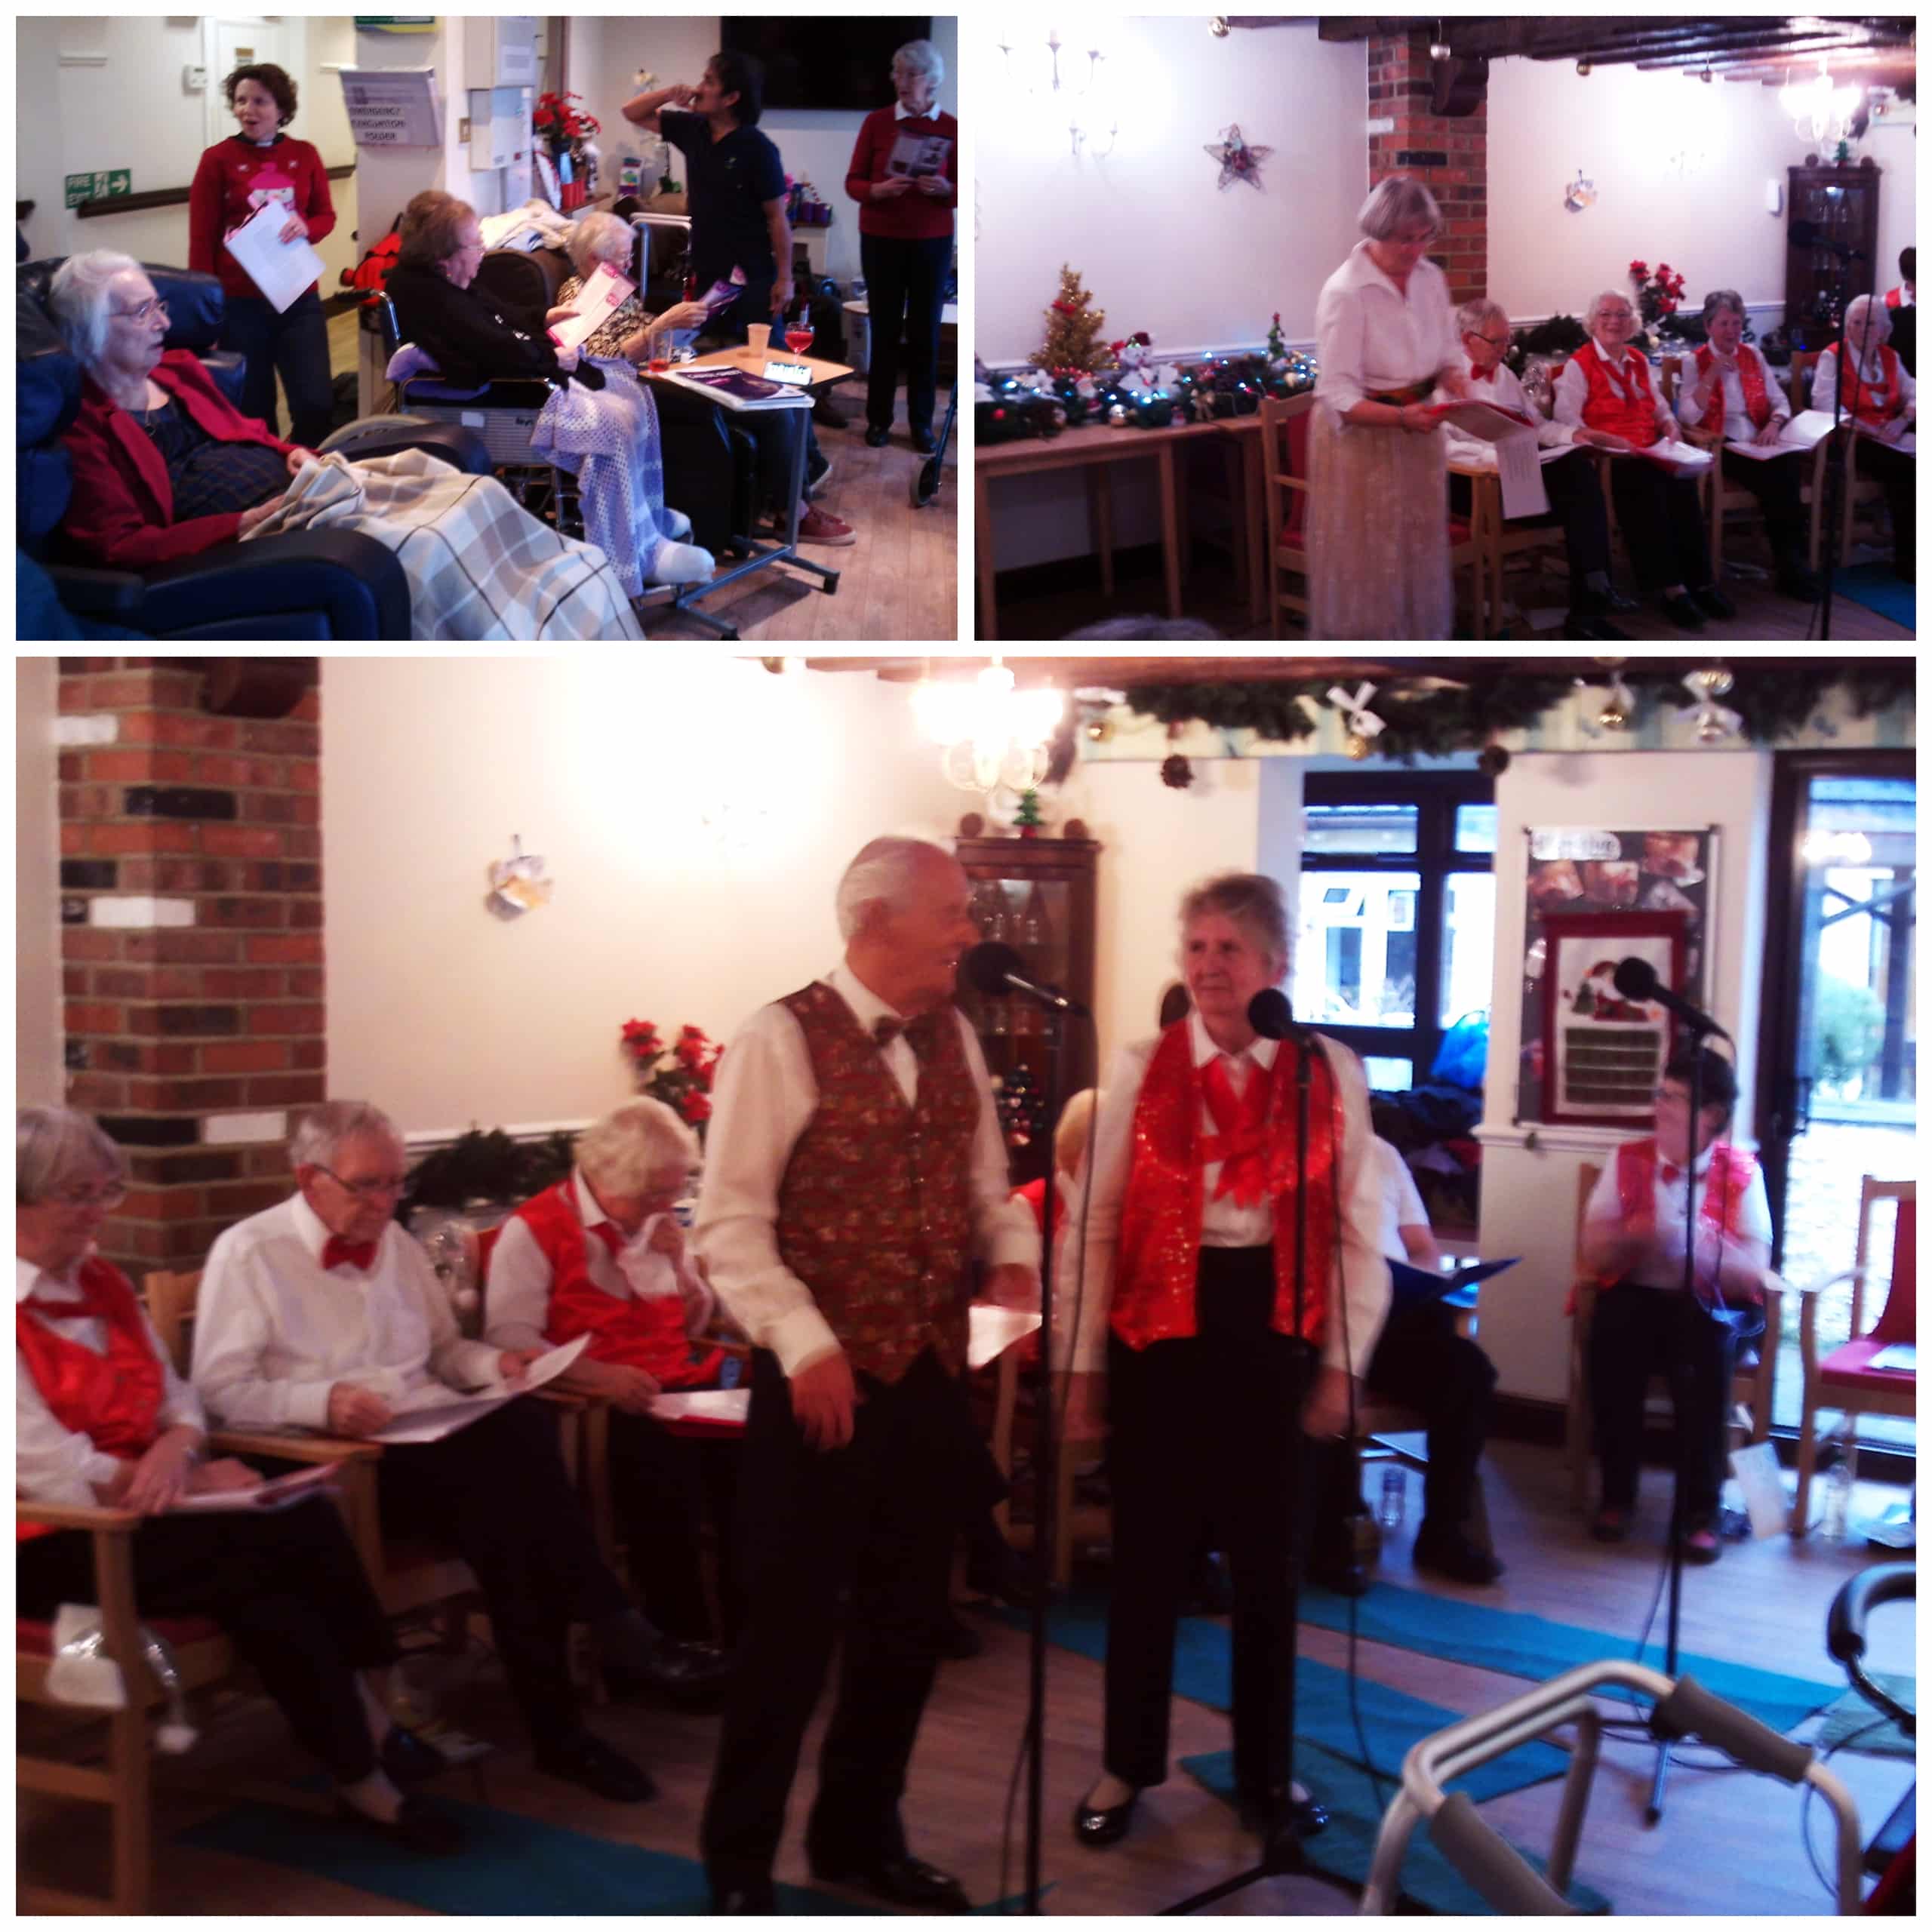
[1103, 1247, 1313, 1799]
[1717, 448, 1808, 568]
[1853, 437, 1916, 570]
[859, 232, 951, 435]
[1451, 448, 1611, 598]
[376, 1397, 629, 1749]
[1312, 1297, 1497, 1546]
[222, 287, 336, 448]
[1605, 460, 1712, 593]
[1586, 1281, 1737, 1519]
[701, 1345, 982, 1881]
[16, 1496, 395, 1783]
[713, 272, 819, 515]
[606, 1406, 743, 1644]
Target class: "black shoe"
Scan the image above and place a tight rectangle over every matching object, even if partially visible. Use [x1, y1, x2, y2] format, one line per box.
[1238, 1783, 1329, 1839]
[934, 1611, 984, 1660]
[1660, 592, 1706, 630]
[1564, 610, 1632, 642]
[533, 1729, 657, 1803]
[1591, 583, 1640, 614]
[863, 424, 891, 448]
[911, 426, 938, 454]
[605, 1635, 731, 1710]
[1688, 583, 1736, 621]
[709, 1872, 777, 1914]
[380, 1722, 446, 1786]
[808, 1850, 970, 1912]
[1073, 1784, 1140, 1848]
[1412, 1523, 1506, 1586]
[335, 1793, 464, 1855]
[1777, 563, 1821, 600]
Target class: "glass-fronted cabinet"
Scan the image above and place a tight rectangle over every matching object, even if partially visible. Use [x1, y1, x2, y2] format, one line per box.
[1785, 165, 1882, 347]
[955, 835, 1100, 1186]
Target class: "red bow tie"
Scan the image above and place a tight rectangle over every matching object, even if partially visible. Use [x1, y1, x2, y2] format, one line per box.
[1660, 1163, 1684, 1187]
[321, 1235, 379, 1273]
[1470, 364, 1498, 384]
[872, 1013, 938, 1061]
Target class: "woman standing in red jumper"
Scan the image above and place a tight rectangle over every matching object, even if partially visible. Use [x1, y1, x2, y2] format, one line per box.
[844, 39, 956, 453]
[189, 62, 337, 448]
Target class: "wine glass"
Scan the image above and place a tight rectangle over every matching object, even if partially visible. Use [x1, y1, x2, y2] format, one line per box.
[784, 301, 815, 359]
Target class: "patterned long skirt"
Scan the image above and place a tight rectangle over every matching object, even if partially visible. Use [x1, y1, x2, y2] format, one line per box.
[1308, 403, 1452, 640]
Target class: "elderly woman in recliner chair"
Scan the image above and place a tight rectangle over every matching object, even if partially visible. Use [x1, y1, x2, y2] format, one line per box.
[48, 250, 645, 639]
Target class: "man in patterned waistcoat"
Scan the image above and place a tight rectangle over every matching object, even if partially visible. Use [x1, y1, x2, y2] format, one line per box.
[695, 835, 1041, 1914]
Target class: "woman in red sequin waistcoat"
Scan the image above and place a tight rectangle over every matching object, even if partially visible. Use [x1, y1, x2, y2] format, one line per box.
[1062, 875, 1390, 1856]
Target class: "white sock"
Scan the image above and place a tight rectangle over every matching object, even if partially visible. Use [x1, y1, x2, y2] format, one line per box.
[663, 506, 692, 540]
[338, 1768, 404, 1823]
[648, 537, 715, 585]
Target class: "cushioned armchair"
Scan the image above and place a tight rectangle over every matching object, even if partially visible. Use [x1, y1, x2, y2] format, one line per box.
[17, 258, 492, 640]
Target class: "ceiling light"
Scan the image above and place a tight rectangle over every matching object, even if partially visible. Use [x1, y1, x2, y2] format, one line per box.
[911, 660, 1066, 793]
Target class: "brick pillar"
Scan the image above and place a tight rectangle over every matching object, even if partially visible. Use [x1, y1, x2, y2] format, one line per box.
[1367, 31, 1487, 306]
[55, 658, 323, 1278]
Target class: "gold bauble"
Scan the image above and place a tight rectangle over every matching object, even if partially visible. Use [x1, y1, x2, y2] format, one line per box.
[1345, 731, 1371, 761]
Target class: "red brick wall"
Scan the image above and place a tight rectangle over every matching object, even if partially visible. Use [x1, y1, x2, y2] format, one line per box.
[1367, 31, 1487, 306]
[55, 659, 323, 1275]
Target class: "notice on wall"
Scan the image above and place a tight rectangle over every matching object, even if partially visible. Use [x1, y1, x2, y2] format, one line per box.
[340, 67, 443, 148]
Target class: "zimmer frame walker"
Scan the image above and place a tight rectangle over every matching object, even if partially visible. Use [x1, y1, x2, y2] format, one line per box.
[1358, 1660, 1864, 1915]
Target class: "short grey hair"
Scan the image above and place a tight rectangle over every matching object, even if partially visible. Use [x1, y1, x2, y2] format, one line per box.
[1457, 296, 1508, 337]
[566, 211, 634, 278]
[1358, 176, 1440, 242]
[577, 1098, 699, 1196]
[1177, 872, 1291, 969]
[1702, 288, 1746, 326]
[17, 1106, 128, 1206]
[835, 835, 955, 942]
[290, 1100, 402, 1171]
[892, 38, 944, 85]
[1845, 293, 1892, 340]
[48, 250, 146, 369]
[1586, 288, 1635, 331]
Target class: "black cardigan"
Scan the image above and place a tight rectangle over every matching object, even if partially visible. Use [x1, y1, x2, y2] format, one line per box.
[385, 260, 604, 391]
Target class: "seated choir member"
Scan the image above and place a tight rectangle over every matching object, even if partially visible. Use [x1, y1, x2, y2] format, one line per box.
[191, 1100, 711, 1802]
[16, 1106, 462, 1854]
[1309, 1136, 1503, 1589]
[1883, 246, 1915, 377]
[1578, 1048, 1770, 1561]
[1816, 293, 1917, 583]
[1674, 289, 1819, 601]
[1552, 288, 1730, 630]
[485, 1099, 741, 1658]
[1439, 296, 1630, 641]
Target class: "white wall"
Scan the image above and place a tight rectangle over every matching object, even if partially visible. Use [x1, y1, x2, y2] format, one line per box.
[1866, 114, 1917, 296]
[321, 659, 968, 1135]
[16, 659, 64, 1110]
[571, 15, 959, 289]
[1475, 749, 1775, 1404]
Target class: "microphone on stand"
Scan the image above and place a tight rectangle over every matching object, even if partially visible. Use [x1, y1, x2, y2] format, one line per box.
[963, 940, 1090, 1015]
[1246, 987, 1318, 1044]
[1611, 956, 1730, 1040]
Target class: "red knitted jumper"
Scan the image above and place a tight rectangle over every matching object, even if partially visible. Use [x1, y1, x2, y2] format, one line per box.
[187, 134, 337, 305]
[844, 106, 958, 242]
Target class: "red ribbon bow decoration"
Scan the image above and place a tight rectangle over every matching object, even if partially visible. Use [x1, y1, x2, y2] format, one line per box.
[1469, 363, 1498, 385]
[1197, 1054, 1272, 1208]
[321, 1235, 379, 1273]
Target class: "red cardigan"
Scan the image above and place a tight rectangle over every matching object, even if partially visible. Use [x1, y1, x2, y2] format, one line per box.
[188, 134, 336, 305]
[844, 106, 958, 241]
[59, 350, 297, 571]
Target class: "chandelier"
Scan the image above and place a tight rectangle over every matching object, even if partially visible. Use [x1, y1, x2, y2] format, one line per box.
[910, 660, 1065, 793]
[1779, 62, 1863, 145]
[995, 22, 1118, 157]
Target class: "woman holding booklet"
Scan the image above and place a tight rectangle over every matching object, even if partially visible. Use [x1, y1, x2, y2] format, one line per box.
[1552, 288, 1727, 631]
[1310, 177, 1469, 638]
[1816, 294, 1916, 582]
[14, 1106, 464, 1857]
[553, 212, 710, 367]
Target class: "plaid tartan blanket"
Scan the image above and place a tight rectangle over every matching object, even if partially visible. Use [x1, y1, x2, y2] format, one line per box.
[248, 449, 641, 639]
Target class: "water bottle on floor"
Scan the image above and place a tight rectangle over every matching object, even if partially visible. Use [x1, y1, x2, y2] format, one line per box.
[1820, 1457, 1854, 1543]
[1379, 1466, 1406, 1531]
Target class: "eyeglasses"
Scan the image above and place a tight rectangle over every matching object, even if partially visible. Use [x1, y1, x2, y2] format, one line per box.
[1465, 331, 1510, 349]
[315, 1167, 408, 1201]
[1651, 1087, 1691, 1109]
[48, 1183, 127, 1211]
[111, 298, 169, 324]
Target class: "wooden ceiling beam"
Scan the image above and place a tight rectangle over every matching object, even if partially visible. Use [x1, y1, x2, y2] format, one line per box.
[1316, 15, 1912, 68]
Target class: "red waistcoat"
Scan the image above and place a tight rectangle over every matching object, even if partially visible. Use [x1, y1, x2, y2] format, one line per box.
[1577, 342, 1663, 448]
[509, 1180, 720, 1389]
[1614, 1137, 1758, 1239]
[1837, 343, 1905, 427]
[17, 1257, 166, 1540]
[1111, 1023, 1338, 1352]
[774, 983, 980, 1383]
[1694, 344, 1774, 432]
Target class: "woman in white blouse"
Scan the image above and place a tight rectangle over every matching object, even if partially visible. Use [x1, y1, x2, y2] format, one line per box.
[14, 1106, 461, 1855]
[1552, 289, 1725, 630]
[1675, 290, 1817, 600]
[1309, 176, 1468, 638]
[1815, 294, 1916, 581]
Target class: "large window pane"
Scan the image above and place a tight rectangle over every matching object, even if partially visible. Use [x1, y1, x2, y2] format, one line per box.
[1295, 871, 1420, 1027]
[1303, 803, 1417, 855]
[1364, 1056, 1415, 1092]
[1440, 872, 1496, 1026]
[1455, 804, 1499, 853]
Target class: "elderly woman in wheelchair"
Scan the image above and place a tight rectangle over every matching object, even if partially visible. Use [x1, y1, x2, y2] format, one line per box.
[555, 210, 709, 367]
[383, 190, 715, 591]
[48, 249, 644, 639]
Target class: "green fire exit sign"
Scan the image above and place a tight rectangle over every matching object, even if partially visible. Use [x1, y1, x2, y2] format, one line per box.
[66, 169, 132, 208]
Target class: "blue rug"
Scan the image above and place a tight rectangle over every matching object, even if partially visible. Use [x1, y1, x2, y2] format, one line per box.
[1829, 560, 1915, 630]
[1295, 1577, 1838, 1737]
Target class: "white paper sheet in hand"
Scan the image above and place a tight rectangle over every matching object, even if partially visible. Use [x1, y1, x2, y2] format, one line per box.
[969, 1302, 1042, 1371]
[222, 202, 328, 315]
[548, 264, 636, 352]
[650, 1388, 752, 1423]
[368, 1333, 591, 1443]
[1435, 401, 1547, 516]
[1724, 409, 1835, 462]
[1634, 441, 1714, 476]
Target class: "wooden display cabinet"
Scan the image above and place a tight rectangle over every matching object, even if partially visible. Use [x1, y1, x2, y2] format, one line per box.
[955, 835, 1100, 1186]
[1784, 163, 1883, 348]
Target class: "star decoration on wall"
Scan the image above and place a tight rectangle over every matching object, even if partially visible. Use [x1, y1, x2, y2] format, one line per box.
[1204, 125, 1272, 190]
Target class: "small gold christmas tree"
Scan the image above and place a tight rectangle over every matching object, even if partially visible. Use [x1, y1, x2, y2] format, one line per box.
[1029, 265, 1115, 376]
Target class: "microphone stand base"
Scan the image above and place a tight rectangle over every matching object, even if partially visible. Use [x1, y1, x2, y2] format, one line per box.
[1158, 1817, 1364, 1915]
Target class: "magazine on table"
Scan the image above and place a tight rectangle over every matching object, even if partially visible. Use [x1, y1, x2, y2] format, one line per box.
[168, 1461, 340, 1515]
[657, 366, 814, 411]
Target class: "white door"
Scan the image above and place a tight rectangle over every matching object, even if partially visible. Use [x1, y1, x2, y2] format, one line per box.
[206, 17, 292, 148]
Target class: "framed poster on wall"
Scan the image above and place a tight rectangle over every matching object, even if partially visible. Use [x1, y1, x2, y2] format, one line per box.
[1541, 910, 1689, 1126]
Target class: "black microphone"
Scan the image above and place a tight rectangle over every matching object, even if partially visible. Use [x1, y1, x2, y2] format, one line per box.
[1611, 956, 1730, 1040]
[1789, 219, 1866, 260]
[963, 941, 1088, 1015]
[1247, 988, 1314, 1043]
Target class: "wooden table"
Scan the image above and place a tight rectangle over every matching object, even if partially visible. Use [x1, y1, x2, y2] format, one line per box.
[680, 340, 854, 392]
[976, 414, 1269, 641]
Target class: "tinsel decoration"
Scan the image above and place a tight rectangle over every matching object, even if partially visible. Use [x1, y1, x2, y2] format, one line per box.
[1161, 754, 1195, 789]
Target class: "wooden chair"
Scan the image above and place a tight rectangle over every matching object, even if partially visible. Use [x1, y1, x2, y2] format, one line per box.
[1454, 462, 1570, 638]
[1792, 1178, 1916, 1537]
[990, 1341, 1110, 1589]
[1564, 1164, 1783, 1513]
[1789, 350, 1890, 571]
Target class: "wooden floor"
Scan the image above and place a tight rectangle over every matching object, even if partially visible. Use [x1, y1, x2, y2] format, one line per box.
[17, 1441, 1914, 1916]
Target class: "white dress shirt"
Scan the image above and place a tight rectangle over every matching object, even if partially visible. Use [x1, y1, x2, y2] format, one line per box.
[1314, 241, 1459, 416]
[1671, 343, 1792, 441]
[1369, 1137, 1431, 1259]
[1060, 1013, 1391, 1377]
[1583, 1144, 1772, 1291]
[694, 964, 1041, 1377]
[1552, 337, 1677, 441]
[485, 1170, 716, 1355]
[1814, 346, 1917, 426]
[192, 1193, 503, 1431]
[894, 97, 946, 121]
[1438, 348, 1576, 465]
[16, 1254, 205, 1506]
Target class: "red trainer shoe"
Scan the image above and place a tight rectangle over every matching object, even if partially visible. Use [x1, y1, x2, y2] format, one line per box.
[797, 505, 856, 546]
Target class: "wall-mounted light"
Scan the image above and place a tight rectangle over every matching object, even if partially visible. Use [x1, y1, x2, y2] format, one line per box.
[996, 22, 1118, 157]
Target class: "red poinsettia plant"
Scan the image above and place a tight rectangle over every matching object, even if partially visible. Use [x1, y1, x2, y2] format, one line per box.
[619, 1019, 721, 1137]
[1628, 257, 1687, 326]
[534, 91, 601, 148]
